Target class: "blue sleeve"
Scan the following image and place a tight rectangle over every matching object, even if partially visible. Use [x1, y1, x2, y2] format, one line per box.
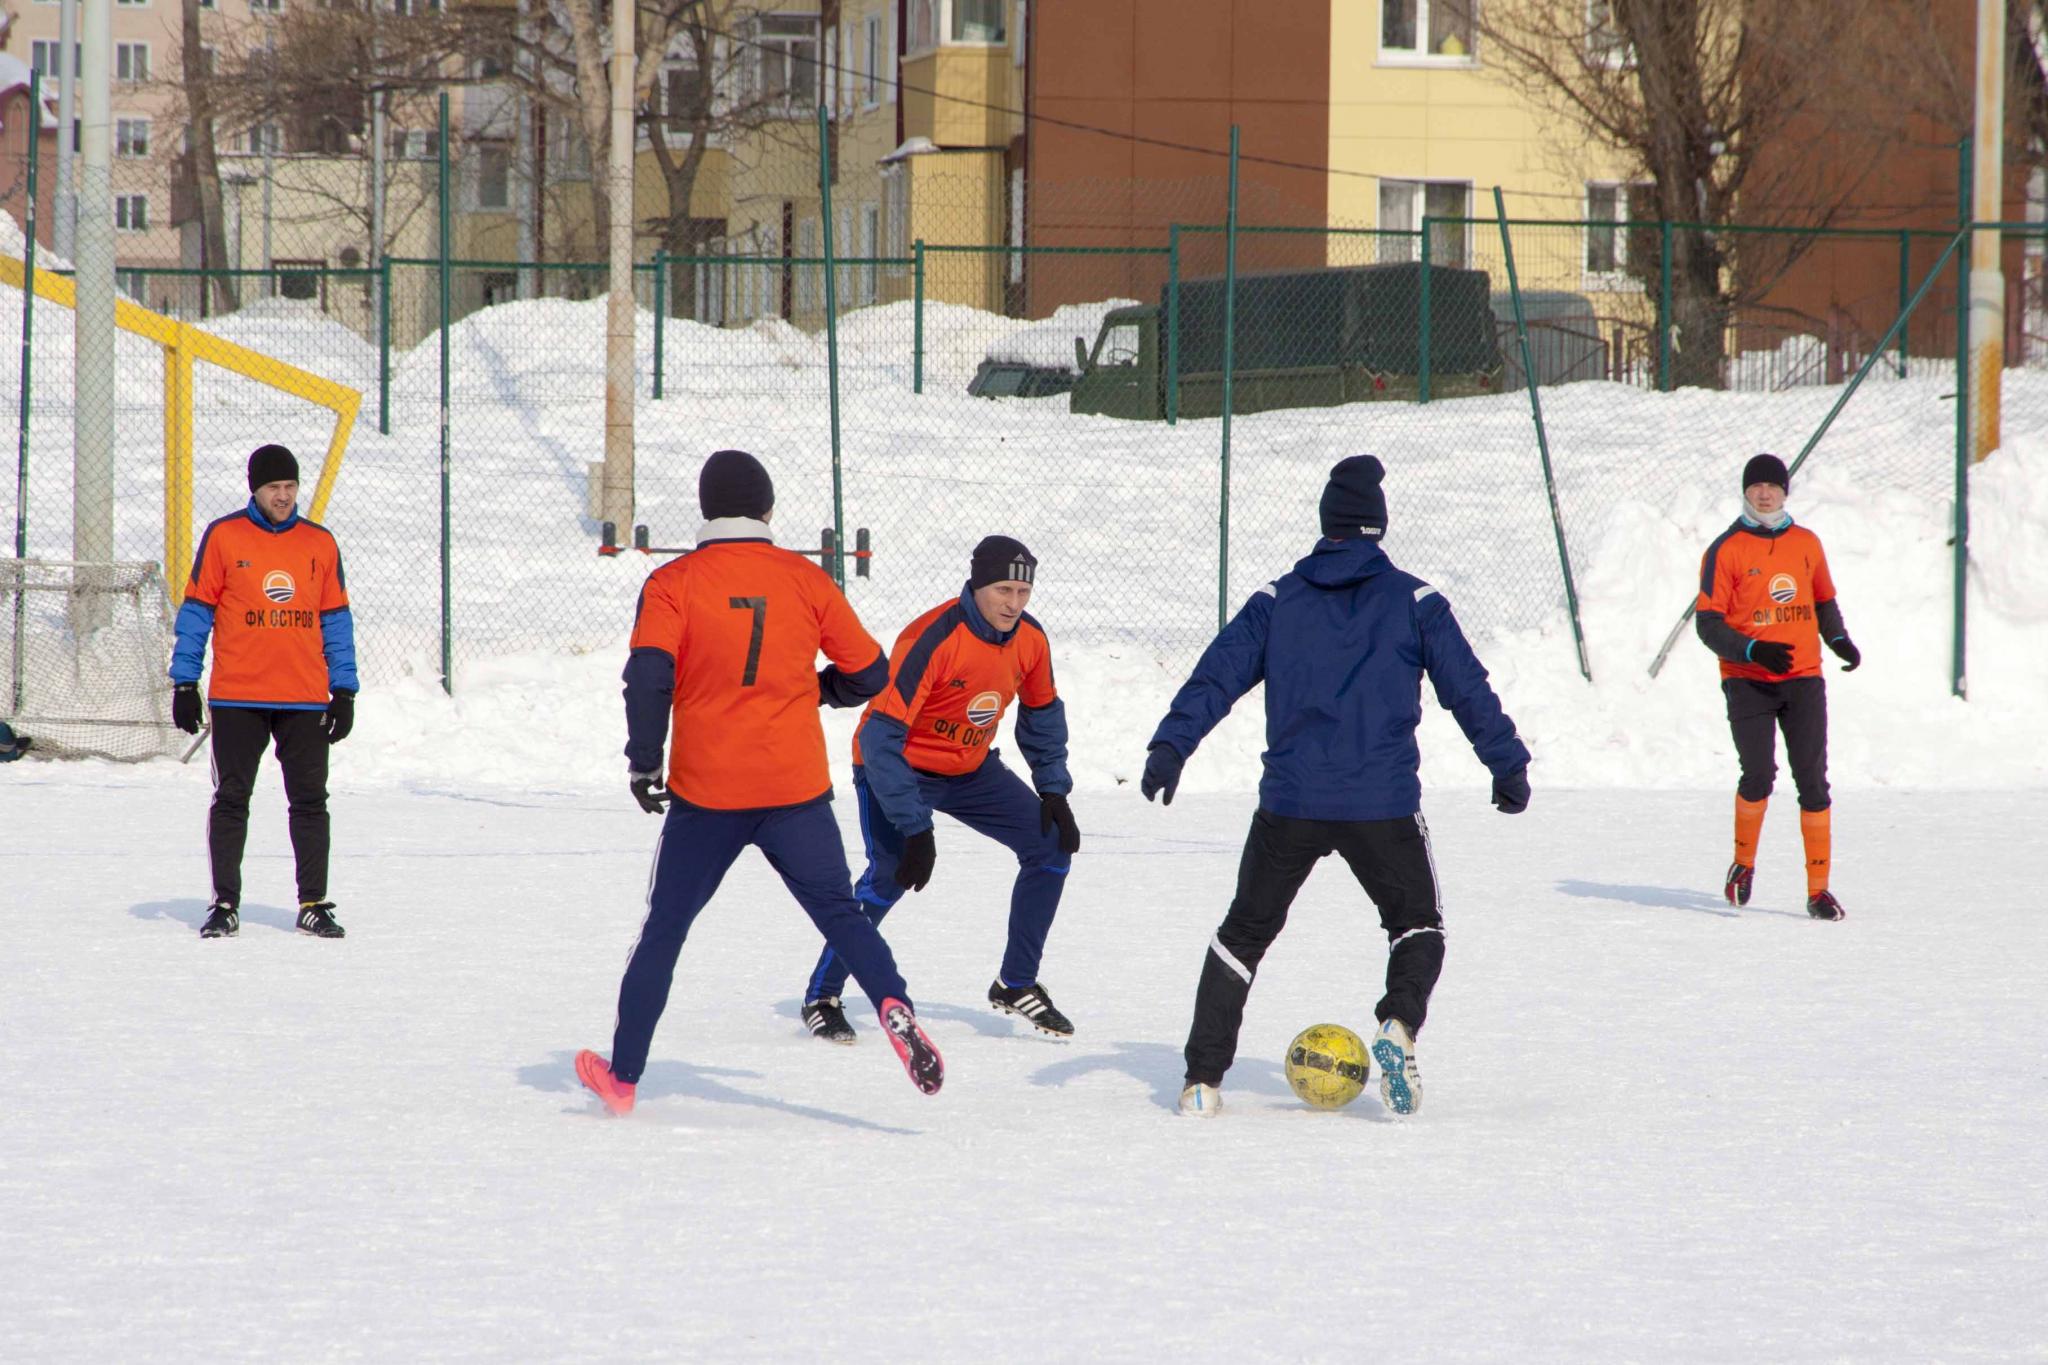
[859, 714, 931, 835]
[320, 606, 359, 692]
[1016, 697, 1071, 795]
[621, 645, 674, 773]
[169, 600, 215, 685]
[820, 648, 888, 708]
[1416, 590, 1530, 777]
[1147, 589, 1274, 759]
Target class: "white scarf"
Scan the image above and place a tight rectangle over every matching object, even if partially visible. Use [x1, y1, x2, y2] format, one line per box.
[1740, 499, 1791, 531]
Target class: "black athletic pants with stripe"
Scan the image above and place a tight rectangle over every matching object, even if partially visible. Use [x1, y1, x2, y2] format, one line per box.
[1724, 676, 1830, 811]
[209, 706, 330, 908]
[1184, 808, 1444, 1087]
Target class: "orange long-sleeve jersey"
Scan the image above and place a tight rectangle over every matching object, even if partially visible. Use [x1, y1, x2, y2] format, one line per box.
[1696, 520, 1838, 682]
[624, 529, 885, 810]
[171, 502, 355, 707]
[852, 597, 1058, 776]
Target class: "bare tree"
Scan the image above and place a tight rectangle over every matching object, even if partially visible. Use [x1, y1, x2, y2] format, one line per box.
[178, 0, 238, 313]
[1476, 0, 1964, 387]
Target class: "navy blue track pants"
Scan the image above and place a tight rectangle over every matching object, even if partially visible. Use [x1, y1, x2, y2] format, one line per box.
[805, 757, 1069, 1003]
[610, 797, 909, 1084]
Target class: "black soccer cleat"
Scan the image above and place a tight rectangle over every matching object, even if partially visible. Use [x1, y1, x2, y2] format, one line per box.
[802, 996, 858, 1045]
[1806, 890, 1846, 921]
[296, 901, 346, 938]
[199, 901, 239, 939]
[988, 980, 1075, 1038]
[1724, 862, 1754, 907]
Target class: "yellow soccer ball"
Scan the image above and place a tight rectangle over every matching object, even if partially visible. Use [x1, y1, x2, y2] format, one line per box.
[1285, 1024, 1369, 1110]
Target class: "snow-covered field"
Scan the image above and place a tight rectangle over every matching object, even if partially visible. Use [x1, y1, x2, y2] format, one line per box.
[7, 225, 2048, 1359]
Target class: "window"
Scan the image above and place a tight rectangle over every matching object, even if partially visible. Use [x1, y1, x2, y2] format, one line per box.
[953, 0, 1004, 43]
[238, 123, 282, 156]
[1098, 321, 1141, 368]
[1381, 0, 1475, 61]
[907, 0, 938, 53]
[1586, 0, 1632, 67]
[391, 128, 440, 161]
[1585, 182, 1657, 280]
[662, 58, 708, 127]
[275, 260, 324, 303]
[1378, 179, 1471, 265]
[115, 195, 150, 232]
[861, 202, 881, 304]
[115, 270, 148, 301]
[748, 15, 820, 112]
[116, 119, 151, 158]
[883, 164, 908, 276]
[1007, 167, 1023, 284]
[861, 15, 882, 107]
[30, 41, 78, 78]
[116, 43, 151, 83]
[116, 0, 149, 6]
[476, 142, 512, 210]
[1014, 0, 1027, 65]
[797, 218, 818, 312]
[392, 0, 443, 12]
[250, 0, 281, 12]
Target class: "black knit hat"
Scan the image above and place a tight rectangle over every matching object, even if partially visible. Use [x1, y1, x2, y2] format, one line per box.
[1742, 453, 1791, 494]
[968, 535, 1037, 590]
[1319, 455, 1387, 540]
[247, 443, 299, 492]
[699, 449, 774, 520]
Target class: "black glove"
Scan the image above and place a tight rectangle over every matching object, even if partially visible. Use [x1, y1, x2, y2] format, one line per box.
[895, 829, 936, 892]
[1491, 766, 1530, 815]
[1827, 635, 1861, 671]
[1039, 792, 1081, 854]
[1748, 639, 1794, 674]
[630, 770, 672, 815]
[322, 689, 355, 745]
[1141, 744, 1183, 805]
[171, 683, 203, 735]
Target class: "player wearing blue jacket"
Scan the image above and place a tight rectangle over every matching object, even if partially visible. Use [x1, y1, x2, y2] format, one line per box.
[1143, 455, 1530, 1118]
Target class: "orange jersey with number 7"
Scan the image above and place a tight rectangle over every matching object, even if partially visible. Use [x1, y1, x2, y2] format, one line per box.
[628, 538, 884, 809]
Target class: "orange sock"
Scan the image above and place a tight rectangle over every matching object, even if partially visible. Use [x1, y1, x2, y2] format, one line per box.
[1800, 807, 1832, 896]
[1734, 795, 1767, 867]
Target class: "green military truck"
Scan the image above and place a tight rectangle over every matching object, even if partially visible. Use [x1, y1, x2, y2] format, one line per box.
[1068, 262, 1504, 420]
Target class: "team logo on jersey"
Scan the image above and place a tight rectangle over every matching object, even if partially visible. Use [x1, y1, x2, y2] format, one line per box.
[966, 691, 1001, 726]
[262, 570, 297, 603]
[1767, 573, 1797, 605]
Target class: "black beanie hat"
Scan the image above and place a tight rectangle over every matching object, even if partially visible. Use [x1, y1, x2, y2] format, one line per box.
[1319, 454, 1387, 540]
[247, 443, 299, 492]
[699, 449, 774, 520]
[968, 535, 1037, 590]
[1742, 453, 1790, 494]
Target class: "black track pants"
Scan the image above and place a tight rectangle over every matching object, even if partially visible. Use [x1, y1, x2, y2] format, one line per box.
[209, 707, 330, 906]
[1183, 808, 1444, 1087]
[1723, 677, 1830, 811]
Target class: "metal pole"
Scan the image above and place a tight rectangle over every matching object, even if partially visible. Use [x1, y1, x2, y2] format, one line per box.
[370, 2, 386, 338]
[1896, 230, 1911, 378]
[653, 251, 666, 400]
[1954, 139, 1972, 699]
[1218, 126, 1239, 630]
[515, 0, 537, 300]
[15, 71, 41, 566]
[262, 29, 276, 298]
[1494, 188, 1591, 682]
[54, 0, 78, 260]
[1418, 216, 1433, 403]
[912, 238, 924, 393]
[438, 92, 453, 695]
[73, 0, 115, 604]
[378, 255, 392, 435]
[1968, 0, 2004, 462]
[1658, 219, 1673, 391]
[819, 102, 846, 587]
[1166, 223, 1181, 425]
[601, 0, 637, 533]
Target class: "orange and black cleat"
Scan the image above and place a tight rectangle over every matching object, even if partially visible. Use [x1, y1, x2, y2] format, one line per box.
[1724, 862, 1755, 907]
[574, 1049, 637, 1116]
[1806, 890, 1846, 921]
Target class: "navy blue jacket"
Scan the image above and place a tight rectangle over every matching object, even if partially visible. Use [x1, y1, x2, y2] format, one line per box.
[1149, 537, 1528, 821]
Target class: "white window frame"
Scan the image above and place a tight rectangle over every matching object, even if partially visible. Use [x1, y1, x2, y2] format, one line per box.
[951, 0, 1005, 44]
[116, 117, 151, 159]
[1013, 0, 1027, 66]
[906, 0, 939, 57]
[115, 194, 150, 232]
[746, 14, 821, 116]
[1583, 180, 1653, 286]
[861, 14, 883, 108]
[250, 0, 282, 13]
[883, 163, 909, 276]
[115, 0, 150, 7]
[1586, 0, 1635, 69]
[30, 40, 80, 79]
[115, 42, 151, 84]
[1378, 0, 1479, 66]
[475, 142, 513, 211]
[1377, 178, 1472, 266]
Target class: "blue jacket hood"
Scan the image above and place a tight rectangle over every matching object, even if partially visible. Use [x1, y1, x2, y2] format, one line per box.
[244, 497, 300, 533]
[1293, 536, 1394, 589]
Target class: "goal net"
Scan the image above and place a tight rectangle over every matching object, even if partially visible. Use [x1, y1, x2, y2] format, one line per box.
[1, 559, 185, 762]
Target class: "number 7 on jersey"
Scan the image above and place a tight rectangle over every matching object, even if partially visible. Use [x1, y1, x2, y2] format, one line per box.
[729, 596, 768, 685]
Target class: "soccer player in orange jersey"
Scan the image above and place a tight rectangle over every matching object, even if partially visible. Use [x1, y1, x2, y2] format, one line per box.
[169, 444, 357, 941]
[1694, 454, 1862, 920]
[798, 535, 1080, 1046]
[573, 450, 943, 1115]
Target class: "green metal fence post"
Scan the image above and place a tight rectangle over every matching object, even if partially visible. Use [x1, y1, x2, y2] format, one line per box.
[652, 251, 667, 401]
[378, 255, 392, 435]
[913, 238, 925, 395]
[1166, 223, 1181, 425]
[1896, 229, 1911, 379]
[1418, 216, 1433, 404]
[1658, 219, 1674, 392]
[1953, 138, 1971, 699]
[1494, 189, 1592, 682]
[437, 92, 452, 695]
[1218, 127, 1240, 630]
[818, 103, 846, 587]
